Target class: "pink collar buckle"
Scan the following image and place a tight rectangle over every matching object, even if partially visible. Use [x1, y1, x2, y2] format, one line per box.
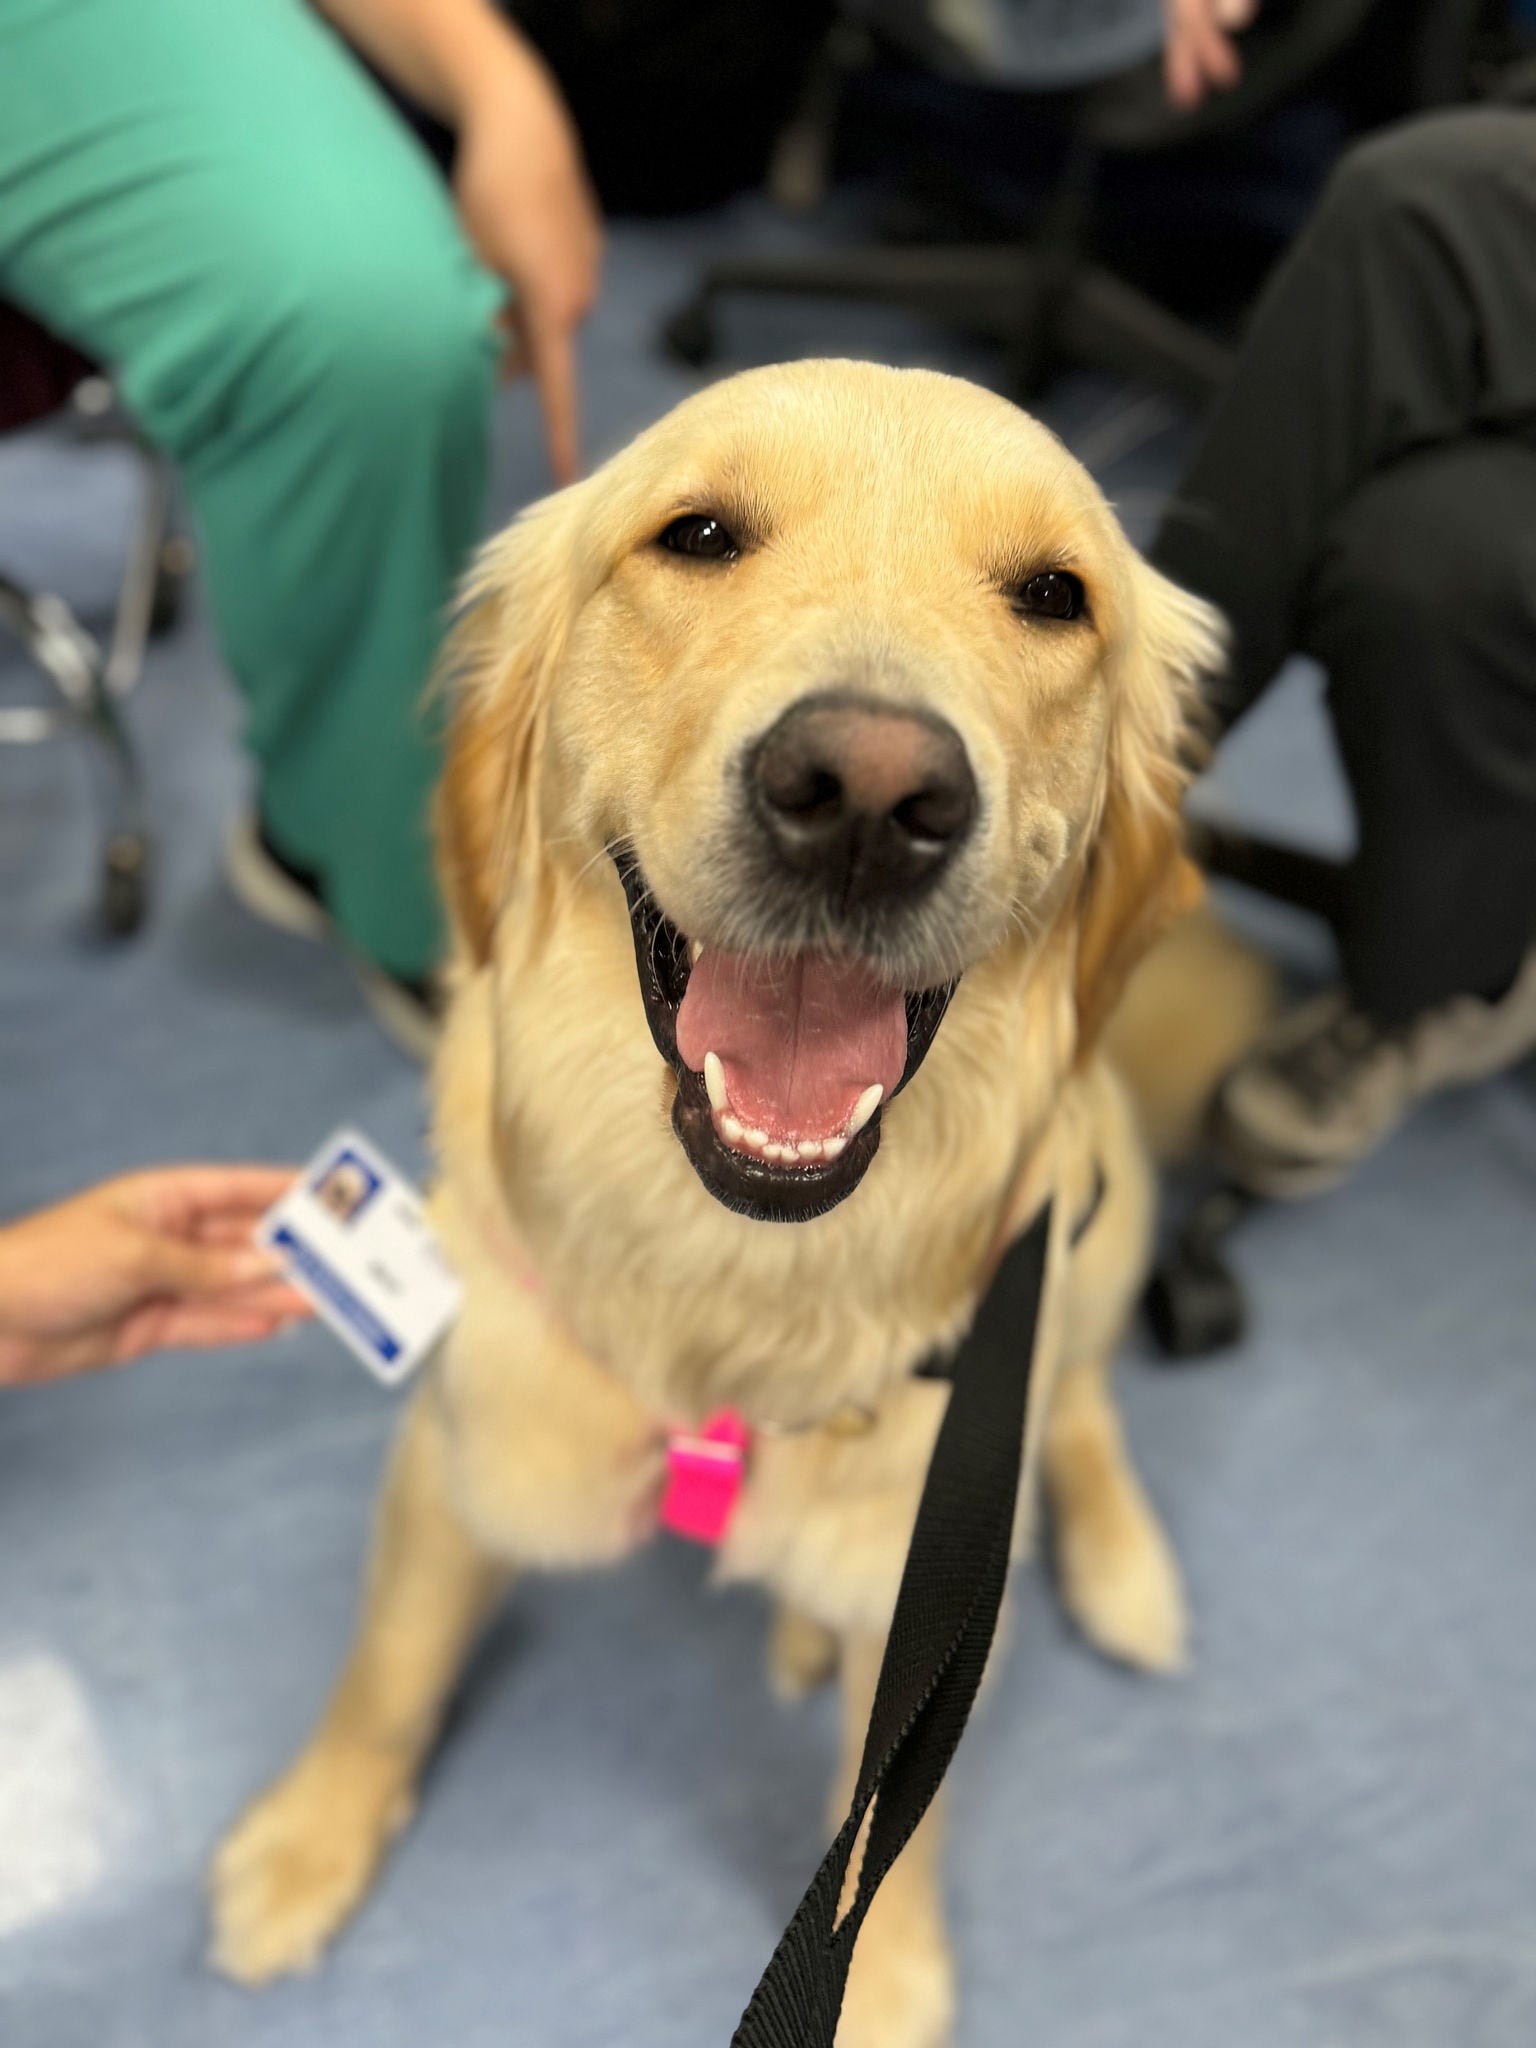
[659, 1410, 751, 1546]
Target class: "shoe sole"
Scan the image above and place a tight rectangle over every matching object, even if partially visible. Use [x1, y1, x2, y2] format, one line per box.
[224, 810, 440, 1062]
[223, 811, 331, 946]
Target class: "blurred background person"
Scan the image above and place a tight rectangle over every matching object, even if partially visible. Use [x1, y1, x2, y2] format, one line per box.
[837, 0, 1262, 105]
[0, 0, 601, 1055]
[1153, 102, 1536, 1194]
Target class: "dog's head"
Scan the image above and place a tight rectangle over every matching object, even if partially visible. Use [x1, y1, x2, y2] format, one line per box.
[437, 362, 1219, 1224]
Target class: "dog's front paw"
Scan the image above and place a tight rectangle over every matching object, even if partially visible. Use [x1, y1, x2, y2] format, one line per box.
[208, 1742, 414, 1985]
[1057, 1494, 1189, 1674]
[836, 1918, 955, 2048]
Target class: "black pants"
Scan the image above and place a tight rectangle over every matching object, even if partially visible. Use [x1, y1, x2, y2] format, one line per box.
[1153, 109, 1536, 1024]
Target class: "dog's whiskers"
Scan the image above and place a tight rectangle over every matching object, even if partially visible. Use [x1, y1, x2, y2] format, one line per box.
[571, 838, 623, 889]
[1004, 892, 1046, 945]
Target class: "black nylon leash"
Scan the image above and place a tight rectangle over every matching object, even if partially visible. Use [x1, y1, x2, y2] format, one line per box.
[731, 1199, 1053, 2048]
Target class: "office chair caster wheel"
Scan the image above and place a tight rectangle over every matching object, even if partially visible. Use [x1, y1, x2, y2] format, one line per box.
[663, 299, 717, 369]
[1145, 1249, 1246, 1359]
[150, 536, 195, 637]
[101, 832, 149, 937]
[1144, 1182, 1256, 1360]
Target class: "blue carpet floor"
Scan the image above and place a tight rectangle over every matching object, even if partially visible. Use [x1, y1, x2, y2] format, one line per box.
[3, 203, 1535, 2048]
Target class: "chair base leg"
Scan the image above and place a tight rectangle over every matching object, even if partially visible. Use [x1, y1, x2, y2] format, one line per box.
[101, 828, 151, 938]
[0, 572, 153, 939]
[661, 243, 1234, 408]
[1190, 819, 1350, 922]
[85, 675, 151, 939]
[1144, 1183, 1261, 1361]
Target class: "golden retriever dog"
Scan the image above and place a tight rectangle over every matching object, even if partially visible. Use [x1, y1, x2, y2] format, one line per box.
[209, 360, 1222, 2044]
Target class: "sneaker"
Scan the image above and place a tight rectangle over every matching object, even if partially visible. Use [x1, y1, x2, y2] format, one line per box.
[1212, 947, 1536, 1198]
[223, 809, 330, 944]
[223, 808, 444, 1061]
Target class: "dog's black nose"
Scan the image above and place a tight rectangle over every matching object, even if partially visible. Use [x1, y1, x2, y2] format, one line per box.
[749, 692, 977, 902]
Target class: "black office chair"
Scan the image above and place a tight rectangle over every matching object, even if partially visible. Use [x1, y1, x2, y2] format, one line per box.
[662, 0, 1380, 406]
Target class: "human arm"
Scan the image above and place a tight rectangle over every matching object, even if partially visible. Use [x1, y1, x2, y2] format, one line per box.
[314, 0, 602, 483]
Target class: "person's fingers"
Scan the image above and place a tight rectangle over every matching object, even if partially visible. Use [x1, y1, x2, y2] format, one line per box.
[193, 1215, 265, 1246]
[117, 1165, 299, 1240]
[1164, 1, 1205, 106]
[119, 1302, 303, 1368]
[526, 310, 581, 485]
[116, 1284, 310, 1357]
[1165, 0, 1242, 105]
[190, 1214, 301, 1253]
[201, 1278, 312, 1320]
[125, 1165, 300, 1211]
[150, 1305, 307, 1352]
[0, 1274, 309, 1382]
[1164, 34, 1202, 107]
[496, 304, 531, 383]
[1191, 0, 1241, 88]
[133, 1233, 282, 1299]
[1204, 29, 1242, 90]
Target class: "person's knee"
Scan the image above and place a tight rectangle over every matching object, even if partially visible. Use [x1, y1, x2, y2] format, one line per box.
[292, 239, 497, 447]
[183, 203, 496, 467]
[1316, 445, 1536, 685]
[1315, 109, 1525, 245]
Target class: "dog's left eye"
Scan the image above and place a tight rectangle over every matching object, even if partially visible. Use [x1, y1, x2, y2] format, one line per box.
[657, 514, 740, 562]
[1010, 571, 1087, 621]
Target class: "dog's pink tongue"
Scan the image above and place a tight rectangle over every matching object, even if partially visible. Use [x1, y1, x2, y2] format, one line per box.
[676, 953, 907, 1137]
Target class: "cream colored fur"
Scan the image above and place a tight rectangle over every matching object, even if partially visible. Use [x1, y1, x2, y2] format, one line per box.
[1106, 904, 1279, 1161]
[209, 363, 1223, 2043]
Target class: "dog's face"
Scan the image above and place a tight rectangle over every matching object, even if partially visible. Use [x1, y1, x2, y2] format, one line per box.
[438, 363, 1218, 1224]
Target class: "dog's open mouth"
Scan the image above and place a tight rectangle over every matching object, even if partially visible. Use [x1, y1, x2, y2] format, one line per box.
[615, 855, 956, 1221]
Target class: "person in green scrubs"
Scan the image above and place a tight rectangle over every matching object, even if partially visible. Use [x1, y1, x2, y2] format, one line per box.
[0, 0, 601, 1050]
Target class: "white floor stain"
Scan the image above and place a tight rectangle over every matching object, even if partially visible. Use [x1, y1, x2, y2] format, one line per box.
[0, 1652, 120, 1938]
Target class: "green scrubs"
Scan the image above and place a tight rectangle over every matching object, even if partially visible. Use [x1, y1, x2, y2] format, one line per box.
[0, 0, 502, 977]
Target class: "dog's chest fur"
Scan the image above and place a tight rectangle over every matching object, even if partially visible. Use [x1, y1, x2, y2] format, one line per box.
[460, 933, 1070, 1409]
[428, 942, 1078, 1611]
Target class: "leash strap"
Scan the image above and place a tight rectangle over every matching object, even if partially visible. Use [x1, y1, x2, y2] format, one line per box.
[730, 1200, 1053, 2047]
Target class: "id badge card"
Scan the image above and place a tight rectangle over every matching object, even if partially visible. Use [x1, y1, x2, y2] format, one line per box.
[257, 1128, 461, 1386]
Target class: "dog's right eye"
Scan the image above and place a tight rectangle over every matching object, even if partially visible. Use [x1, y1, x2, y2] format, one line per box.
[657, 514, 740, 562]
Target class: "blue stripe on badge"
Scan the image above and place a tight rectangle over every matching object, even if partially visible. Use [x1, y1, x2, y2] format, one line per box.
[271, 1225, 401, 1364]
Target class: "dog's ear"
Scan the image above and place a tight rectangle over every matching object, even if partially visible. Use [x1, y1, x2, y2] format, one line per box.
[434, 485, 594, 965]
[1073, 557, 1223, 1058]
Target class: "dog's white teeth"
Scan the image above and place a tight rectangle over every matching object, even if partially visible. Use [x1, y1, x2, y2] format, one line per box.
[848, 1084, 883, 1137]
[691, 940, 705, 963]
[703, 1051, 727, 1113]
[714, 1117, 852, 1166]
